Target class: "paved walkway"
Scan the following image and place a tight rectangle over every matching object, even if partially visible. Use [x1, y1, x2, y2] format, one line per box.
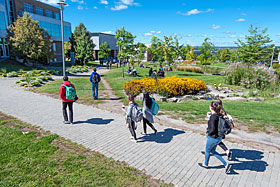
[1, 77, 280, 187]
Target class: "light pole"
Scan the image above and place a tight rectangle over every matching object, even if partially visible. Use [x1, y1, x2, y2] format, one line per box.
[57, 0, 67, 76]
[270, 46, 276, 68]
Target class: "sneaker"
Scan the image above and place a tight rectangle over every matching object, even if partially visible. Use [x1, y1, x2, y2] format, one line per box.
[227, 151, 232, 160]
[141, 132, 147, 136]
[131, 139, 138, 143]
[63, 121, 70, 124]
[154, 129, 157, 135]
[198, 163, 209, 169]
[130, 136, 134, 139]
[225, 164, 231, 174]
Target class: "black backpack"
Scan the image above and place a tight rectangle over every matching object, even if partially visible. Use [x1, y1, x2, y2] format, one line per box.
[92, 73, 99, 83]
[218, 116, 232, 137]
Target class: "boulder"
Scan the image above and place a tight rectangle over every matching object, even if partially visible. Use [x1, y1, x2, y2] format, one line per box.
[243, 91, 250, 97]
[167, 97, 178, 102]
[223, 97, 248, 102]
[177, 98, 193, 103]
[152, 94, 167, 102]
[218, 93, 229, 99]
[253, 90, 259, 96]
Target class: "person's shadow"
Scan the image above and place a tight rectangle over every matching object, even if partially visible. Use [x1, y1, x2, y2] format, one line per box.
[137, 128, 185, 143]
[227, 149, 268, 175]
[74, 118, 114, 125]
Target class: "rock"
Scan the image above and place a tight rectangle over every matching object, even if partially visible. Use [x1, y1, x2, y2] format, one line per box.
[243, 91, 250, 97]
[217, 87, 223, 91]
[248, 97, 260, 102]
[218, 93, 229, 99]
[223, 97, 248, 102]
[167, 97, 178, 102]
[177, 98, 193, 103]
[253, 90, 258, 96]
[257, 97, 265, 101]
[136, 93, 143, 100]
[183, 95, 192, 99]
[152, 94, 167, 102]
[207, 85, 213, 91]
[235, 92, 244, 97]
[199, 91, 207, 95]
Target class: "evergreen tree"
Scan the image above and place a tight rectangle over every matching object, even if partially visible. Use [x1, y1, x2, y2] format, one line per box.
[7, 12, 53, 65]
[71, 23, 95, 65]
[235, 24, 273, 66]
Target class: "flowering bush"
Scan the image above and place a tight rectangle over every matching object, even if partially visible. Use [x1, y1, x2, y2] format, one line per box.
[224, 67, 278, 90]
[124, 76, 207, 97]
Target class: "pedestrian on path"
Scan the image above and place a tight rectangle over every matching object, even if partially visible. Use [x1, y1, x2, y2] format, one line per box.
[142, 92, 157, 135]
[200, 101, 231, 174]
[59, 76, 77, 124]
[123, 95, 138, 142]
[89, 68, 101, 100]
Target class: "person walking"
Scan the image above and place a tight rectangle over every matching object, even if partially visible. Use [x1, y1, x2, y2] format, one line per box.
[59, 76, 77, 124]
[89, 68, 101, 100]
[199, 101, 231, 174]
[142, 92, 157, 135]
[123, 95, 138, 142]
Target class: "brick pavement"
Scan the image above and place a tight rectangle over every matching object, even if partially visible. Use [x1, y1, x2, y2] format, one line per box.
[0, 77, 280, 186]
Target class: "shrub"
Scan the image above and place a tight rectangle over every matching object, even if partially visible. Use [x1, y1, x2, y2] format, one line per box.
[7, 71, 18, 77]
[19, 82, 27, 86]
[224, 67, 277, 90]
[124, 76, 207, 97]
[272, 63, 280, 69]
[203, 66, 225, 75]
[177, 66, 203, 73]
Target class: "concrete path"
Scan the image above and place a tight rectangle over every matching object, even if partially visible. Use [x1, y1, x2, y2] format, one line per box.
[1, 77, 280, 186]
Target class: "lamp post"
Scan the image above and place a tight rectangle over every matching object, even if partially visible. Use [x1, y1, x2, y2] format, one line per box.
[57, 0, 67, 76]
[270, 46, 276, 68]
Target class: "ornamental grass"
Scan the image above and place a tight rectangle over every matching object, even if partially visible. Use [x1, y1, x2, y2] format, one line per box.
[124, 76, 207, 97]
[177, 66, 203, 73]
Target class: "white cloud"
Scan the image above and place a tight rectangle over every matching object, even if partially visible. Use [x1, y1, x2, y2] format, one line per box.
[38, 0, 59, 5]
[71, 0, 84, 4]
[102, 31, 113, 34]
[144, 32, 153, 36]
[225, 31, 231, 34]
[100, 0, 108, 5]
[77, 5, 84, 10]
[150, 31, 155, 33]
[229, 35, 236, 38]
[236, 18, 246, 22]
[211, 24, 221, 29]
[93, 6, 98, 9]
[157, 31, 161, 34]
[187, 34, 192, 37]
[178, 8, 214, 16]
[240, 35, 245, 38]
[111, 4, 128, 11]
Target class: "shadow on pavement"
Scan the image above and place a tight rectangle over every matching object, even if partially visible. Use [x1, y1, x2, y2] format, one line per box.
[227, 149, 268, 175]
[74, 118, 114, 125]
[137, 128, 185, 143]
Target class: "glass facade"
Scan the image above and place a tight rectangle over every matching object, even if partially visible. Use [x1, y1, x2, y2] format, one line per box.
[45, 9, 53, 18]
[54, 12, 60, 20]
[0, 12, 6, 30]
[36, 7, 44, 16]
[39, 21, 71, 38]
[24, 3, 33, 13]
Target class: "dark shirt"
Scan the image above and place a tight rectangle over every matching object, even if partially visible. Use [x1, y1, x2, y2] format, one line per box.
[207, 113, 222, 139]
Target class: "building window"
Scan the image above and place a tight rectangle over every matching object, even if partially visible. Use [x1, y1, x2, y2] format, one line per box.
[45, 10, 53, 18]
[0, 12, 6, 30]
[53, 43, 56, 51]
[24, 3, 33, 13]
[36, 7, 44, 16]
[54, 12, 60, 20]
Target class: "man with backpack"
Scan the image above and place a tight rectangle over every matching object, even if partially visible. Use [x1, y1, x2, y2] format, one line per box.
[89, 68, 101, 100]
[59, 76, 77, 124]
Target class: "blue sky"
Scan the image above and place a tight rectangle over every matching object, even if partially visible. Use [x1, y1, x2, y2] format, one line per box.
[40, 0, 280, 46]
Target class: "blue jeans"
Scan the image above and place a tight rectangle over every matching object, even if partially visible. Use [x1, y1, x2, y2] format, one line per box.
[92, 82, 98, 99]
[204, 135, 227, 167]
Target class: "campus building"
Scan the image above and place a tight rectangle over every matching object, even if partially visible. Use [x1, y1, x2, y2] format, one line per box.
[0, 0, 71, 62]
[90, 32, 119, 60]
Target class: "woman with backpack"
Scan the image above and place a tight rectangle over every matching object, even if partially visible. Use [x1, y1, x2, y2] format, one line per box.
[142, 92, 157, 135]
[124, 95, 138, 142]
[200, 101, 231, 174]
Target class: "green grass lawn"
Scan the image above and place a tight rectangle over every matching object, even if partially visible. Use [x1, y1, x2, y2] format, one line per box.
[34, 77, 105, 105]
[0, 59, 41, 72]
[0, 112, 168, 186]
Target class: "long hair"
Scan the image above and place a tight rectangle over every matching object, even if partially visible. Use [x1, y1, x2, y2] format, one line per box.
[210, 101, 222, 114]
[143, 92, 153, 109]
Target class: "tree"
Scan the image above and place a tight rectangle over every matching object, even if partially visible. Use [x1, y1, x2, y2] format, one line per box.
[198, 38, 215, 65]
[179, 44, 191, 61]
[147, 36, 164, 63]
[162, 35, 175, 65]
[70, 23, 95, 65]
[172, 34, 183, 60]
[229, 49, 239, 64]
[186, 46, 196, 62]
[64, 41, 71, 59]
[7, 12, 53, 65]
[216, 48, 230, 63]
[98, 42, 111, 60]
[115, 27, 136, 77]
[235, 24, 273, 66]
[134, 42, 146, 66]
